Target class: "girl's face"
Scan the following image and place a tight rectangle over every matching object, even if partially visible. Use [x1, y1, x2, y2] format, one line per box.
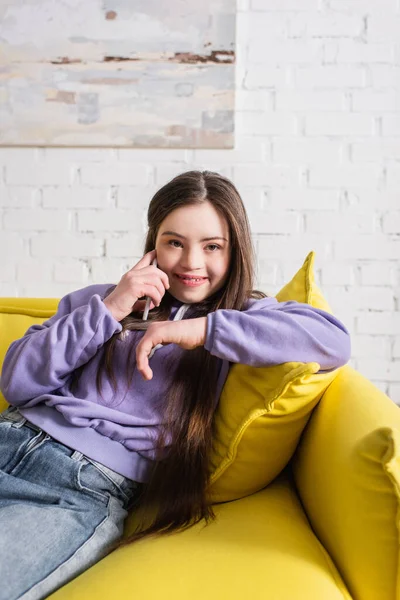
[155, 201, 231, 304]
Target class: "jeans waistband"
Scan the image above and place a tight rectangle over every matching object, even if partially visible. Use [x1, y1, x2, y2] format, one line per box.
[23, 419, 42, 433]
[3, 406, 138, 486]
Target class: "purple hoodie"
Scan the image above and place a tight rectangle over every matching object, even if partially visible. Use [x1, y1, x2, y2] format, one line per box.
[0, 284, 351, 483]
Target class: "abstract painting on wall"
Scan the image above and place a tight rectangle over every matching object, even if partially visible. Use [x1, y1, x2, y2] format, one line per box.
[0, 0, 235, 148]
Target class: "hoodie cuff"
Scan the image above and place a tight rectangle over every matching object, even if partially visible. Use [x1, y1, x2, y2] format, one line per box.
[204, 312, 216, 354]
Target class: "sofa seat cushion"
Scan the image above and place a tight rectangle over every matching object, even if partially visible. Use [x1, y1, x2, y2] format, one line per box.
[48, 470, 352, 600]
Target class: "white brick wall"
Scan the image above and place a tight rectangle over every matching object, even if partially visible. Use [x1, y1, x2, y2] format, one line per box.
[0, 0, 399, 402]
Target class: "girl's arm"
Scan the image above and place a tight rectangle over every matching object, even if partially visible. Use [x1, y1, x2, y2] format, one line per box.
[0, 284, 121, 405]
[204, 297, 351, 372]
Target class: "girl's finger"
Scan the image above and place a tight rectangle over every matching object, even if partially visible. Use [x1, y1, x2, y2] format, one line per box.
[156, 268, 170, 290]
[129, 249, 157, 272]
[136, 338, 156, 380]
[149, 276, 168, 301]
[145, 269, 170, 293]
[143, 283, 162, 307]
[131, 298, 155, 313]
[141, 363, 153, 381]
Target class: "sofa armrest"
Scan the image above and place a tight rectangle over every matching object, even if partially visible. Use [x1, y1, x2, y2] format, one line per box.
[292, 365, 400, 600]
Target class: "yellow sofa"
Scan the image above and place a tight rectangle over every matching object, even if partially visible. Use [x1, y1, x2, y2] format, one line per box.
[1, 263, 399, 600]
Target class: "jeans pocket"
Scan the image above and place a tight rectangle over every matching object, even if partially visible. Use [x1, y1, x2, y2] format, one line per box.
[0, 415, 48, 473]
[75, 459, 137, 508]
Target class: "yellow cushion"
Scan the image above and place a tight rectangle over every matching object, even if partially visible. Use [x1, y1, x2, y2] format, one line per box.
[275, 249, 332, 310]
[208, 361, 339, 502]
[48, 470, 352, 600]
[207, 251, 342, 502]
[0, 298, 59, 412]
[292, 365, 400, 600]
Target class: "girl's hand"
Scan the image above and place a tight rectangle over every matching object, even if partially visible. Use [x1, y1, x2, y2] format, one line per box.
[136, 318, 208, 380]
[103, 250, 170, 322]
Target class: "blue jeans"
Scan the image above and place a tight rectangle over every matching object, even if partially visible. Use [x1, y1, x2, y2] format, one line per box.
[0, 405, 143, 600]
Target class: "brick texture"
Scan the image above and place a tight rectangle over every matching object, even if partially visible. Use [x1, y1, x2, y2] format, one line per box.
[0, 1, 398, 399]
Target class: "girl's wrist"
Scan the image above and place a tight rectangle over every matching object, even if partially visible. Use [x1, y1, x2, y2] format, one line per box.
[103, 298, 126, 322]
[197, 317, 208, 346]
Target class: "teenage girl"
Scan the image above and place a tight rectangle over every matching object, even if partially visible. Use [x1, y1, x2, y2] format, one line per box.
[0, 170, 351, 600]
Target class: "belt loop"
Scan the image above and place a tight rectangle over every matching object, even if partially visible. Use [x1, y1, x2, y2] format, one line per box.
[71, 450, 84, 461]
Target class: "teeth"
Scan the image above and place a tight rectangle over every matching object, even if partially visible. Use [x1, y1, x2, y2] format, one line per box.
[179, 276, 204, 282]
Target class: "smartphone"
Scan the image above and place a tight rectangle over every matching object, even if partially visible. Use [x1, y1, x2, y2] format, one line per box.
[142, 257, 157, 321]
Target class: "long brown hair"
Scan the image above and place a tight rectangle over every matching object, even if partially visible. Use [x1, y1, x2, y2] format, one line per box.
[70, 170, 267, 550]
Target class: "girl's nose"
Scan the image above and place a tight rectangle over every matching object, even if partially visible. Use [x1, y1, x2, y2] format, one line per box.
[180, 247, 203, 271]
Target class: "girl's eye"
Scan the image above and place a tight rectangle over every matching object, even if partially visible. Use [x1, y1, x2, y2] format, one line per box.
[167, 240, 221, 251]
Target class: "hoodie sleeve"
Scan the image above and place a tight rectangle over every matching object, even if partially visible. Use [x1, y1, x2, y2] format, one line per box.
[0, 284, 121, 405]
[204, 297, 351, 372]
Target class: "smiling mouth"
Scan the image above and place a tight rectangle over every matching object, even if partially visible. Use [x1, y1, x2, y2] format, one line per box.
[175, 274, 208, 282]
